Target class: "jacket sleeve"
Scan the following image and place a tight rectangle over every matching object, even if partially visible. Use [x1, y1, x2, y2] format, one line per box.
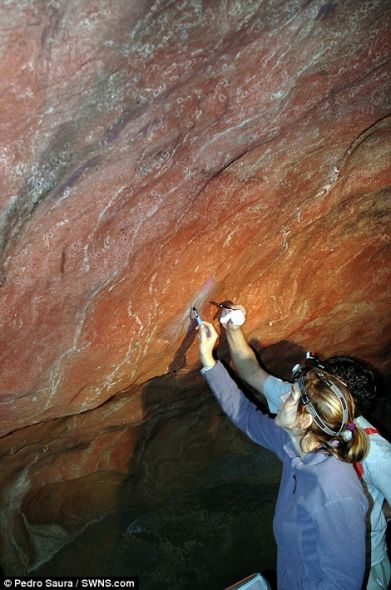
[263, 375, 292, 413]
[364, 434, 391, 505]
[202, 361, 288, 460]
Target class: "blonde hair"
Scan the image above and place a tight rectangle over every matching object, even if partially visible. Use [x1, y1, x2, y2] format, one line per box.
[297, 369, 368, 463]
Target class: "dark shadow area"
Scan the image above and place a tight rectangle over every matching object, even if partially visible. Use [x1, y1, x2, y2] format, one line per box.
[256, 340, 306, 382]
[368, 367, 391, 441]
[168, 319, 198, 373]
[113, 356, 281, 589]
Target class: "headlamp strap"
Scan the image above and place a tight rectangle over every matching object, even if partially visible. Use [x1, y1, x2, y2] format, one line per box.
[296, 367, 348, 436]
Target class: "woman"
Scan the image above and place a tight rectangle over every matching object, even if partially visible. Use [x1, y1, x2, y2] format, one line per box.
[198, 321, 368, 590]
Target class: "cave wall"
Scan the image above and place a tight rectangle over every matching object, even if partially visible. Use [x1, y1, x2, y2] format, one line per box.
[0, 0, 390, 582]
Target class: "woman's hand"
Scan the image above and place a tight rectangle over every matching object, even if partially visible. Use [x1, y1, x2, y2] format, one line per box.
[198, 321, 219, 368]
[219, 303, 246, 331]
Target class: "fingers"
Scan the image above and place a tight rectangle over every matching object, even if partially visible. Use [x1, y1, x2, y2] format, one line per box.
[199, 320, 218, 339]
[218, 302, 246, 313]
[291, 383, 301, 403]
[219, 307, 246, 329]
[198, 322, 206, 340]
[198, 321, 218, 350]
[198, 320, 219, 367]
[230, 303, 246, 314]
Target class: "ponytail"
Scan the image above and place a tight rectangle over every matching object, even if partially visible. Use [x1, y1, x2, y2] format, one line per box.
[297, 369, 369, 463]
[326, 425, 368, 463]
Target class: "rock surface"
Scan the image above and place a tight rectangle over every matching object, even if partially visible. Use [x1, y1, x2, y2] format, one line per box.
[0, 0, 390, 582]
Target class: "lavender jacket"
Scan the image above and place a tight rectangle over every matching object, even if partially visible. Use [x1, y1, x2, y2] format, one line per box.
[203, 362, 368, 590]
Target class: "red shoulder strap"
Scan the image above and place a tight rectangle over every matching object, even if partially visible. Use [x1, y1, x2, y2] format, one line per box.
[353, 427, 379, 478]
[363, 427, 379, 435]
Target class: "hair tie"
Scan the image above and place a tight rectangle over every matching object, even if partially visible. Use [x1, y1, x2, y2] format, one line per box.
[341, 422, 356, 442]
[327, 439, 340, 448]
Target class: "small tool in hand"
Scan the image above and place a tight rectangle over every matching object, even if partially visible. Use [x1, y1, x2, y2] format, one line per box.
[191, 306, 203, 327]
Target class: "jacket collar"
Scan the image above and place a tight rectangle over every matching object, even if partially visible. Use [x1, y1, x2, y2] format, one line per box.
[283, 440, 329, 469]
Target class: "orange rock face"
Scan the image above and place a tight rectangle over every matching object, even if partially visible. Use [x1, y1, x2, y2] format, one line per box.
[0, 0, 390, 579]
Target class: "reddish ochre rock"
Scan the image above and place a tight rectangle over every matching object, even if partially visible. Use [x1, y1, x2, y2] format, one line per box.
[0, 0, 390, 577]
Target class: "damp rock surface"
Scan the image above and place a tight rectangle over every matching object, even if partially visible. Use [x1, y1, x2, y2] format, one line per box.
[0, 0, 390, 580]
